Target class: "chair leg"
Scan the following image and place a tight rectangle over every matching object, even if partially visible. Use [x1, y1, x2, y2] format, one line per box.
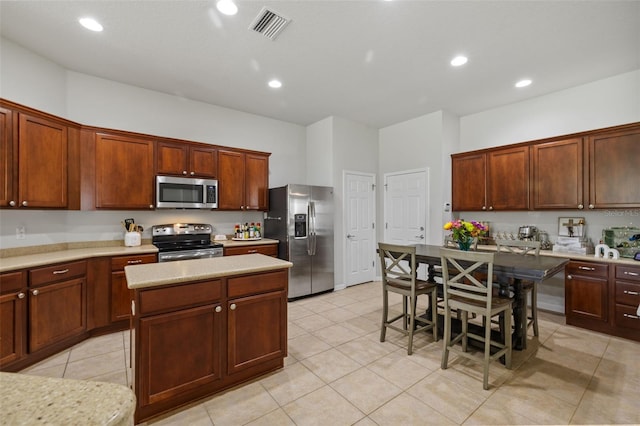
[380, 288, 388, 342]
[408, 295, 416, 355]
[402, 295, 408, 330]
[483, 313, 492, 390]
[431, 291, 438, 341]
[441, 307, 451, 369]
[505, 309, 512, 369]
[461, 311, 468, 353]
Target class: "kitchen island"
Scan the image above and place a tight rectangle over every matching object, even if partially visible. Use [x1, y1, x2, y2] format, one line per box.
[125, 254, 293, 424]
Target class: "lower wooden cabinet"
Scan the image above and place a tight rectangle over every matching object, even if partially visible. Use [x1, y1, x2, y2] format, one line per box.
[613, 265, 640, 337]
[565, 261, 609, 334]
[223, 243, 278, 257]
[111, 254, 156, 323]
[0, 271, 27, 367]
[28, 261, 87, 353]
[133, 269, 288, 423]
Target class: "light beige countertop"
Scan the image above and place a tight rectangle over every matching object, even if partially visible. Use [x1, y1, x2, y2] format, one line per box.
[216, 238, 279, 247]
[0, 372, 135, 426]
[0, 244, 158, 273]
[477, 244, 640, 266]
[125, 253, 293, 289]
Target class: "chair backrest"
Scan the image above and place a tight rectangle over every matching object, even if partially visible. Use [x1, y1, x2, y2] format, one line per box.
[440, 248, 496, 309]
[378, 242, 417, 290]
[495, 239, 540, 257]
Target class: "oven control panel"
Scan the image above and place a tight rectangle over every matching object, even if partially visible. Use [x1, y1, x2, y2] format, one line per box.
[152, 223, 212, 236]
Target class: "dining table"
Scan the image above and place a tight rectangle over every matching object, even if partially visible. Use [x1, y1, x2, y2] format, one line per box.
[411, 244, 569, 350]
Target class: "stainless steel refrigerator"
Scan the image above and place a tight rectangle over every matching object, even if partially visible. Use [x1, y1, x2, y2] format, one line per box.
[264, 185, 334, 300]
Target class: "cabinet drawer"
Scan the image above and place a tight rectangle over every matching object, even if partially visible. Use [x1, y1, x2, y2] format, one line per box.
[615, 304, 640, 330]
[567, 261, 608, 278]
[112, 254, 157, 271]
[138, 279, 222, 316]
[0, 271, 26, 294]
[29, 261, 87, 287]
[615, 281, 640, 305]
[616, 265, 640, 283]
[224, 244, 277, 257]
[228, 270, 287, 298]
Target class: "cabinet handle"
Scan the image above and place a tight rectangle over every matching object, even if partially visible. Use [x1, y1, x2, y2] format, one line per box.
[248, 249, 258, 253]
[127, 259, 143, 264]
[18, 292, 25, 299]
[578, 266, 595, 271]
[623, 313, 639, 320]
[190, 171, 195, 176]
[230, 303, 236, 310]
[31, 289, 39, 296]
[488, 206, 494, 211]
[215, 306, 222, 313]
[149, 204, 154, 209]
[624, 271, 639, 277]
[567, 275, 573, 280]
[9, 200, 16, 207]
[52, 269, 69, 275]
[578, 204, 584, 209]
[21, 201, 28, 207]
[182, 171, 188, 175]
[482, 206, 486, 210]
[588, 204, 595, 209]
[623, 290, 640, 296]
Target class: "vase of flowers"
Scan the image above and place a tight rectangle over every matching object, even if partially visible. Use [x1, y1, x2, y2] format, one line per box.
[443, 220, 487, 251]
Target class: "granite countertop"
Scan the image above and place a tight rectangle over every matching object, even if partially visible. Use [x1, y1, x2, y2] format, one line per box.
[477, 244, 640, 266]
[0, 244, 158, 273]
[125, 253, 293, 289]
[0, 372, 135, 426]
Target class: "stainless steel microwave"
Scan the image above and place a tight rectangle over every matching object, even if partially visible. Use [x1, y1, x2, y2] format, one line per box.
[156, 176, 218, 209]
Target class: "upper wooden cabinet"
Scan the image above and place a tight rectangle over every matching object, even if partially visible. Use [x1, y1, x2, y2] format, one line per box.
[156, 140, 217, 178]
[588, 126, 640, 209]
[452, 146, 529, 211]
[95, 132, 155, 210]
[0, 103, 80, 209]
[531, 137, 584, 209]
[218, 150, 269, 211]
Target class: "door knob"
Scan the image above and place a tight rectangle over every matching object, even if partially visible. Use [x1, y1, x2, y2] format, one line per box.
[346, 234, 355, 239]
[415, 234, 424, 239]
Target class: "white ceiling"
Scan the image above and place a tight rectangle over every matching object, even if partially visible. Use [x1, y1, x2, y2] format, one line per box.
[1, 1, 639, 128]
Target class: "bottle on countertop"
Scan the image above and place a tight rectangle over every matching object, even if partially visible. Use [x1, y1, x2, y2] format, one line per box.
[244, 223, 249, 239]
[249, 222, 255, 238]
[255, 222, 261, 238]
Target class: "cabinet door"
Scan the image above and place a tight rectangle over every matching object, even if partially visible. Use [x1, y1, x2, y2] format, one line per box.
[18, 114, 68, 208]
[0, 290, 26, 366]
[217, 150, 245, 210]
[244, 153, 269, 210]
[189, 146, 217, 178]
[588, 126, 640, 209]
[451, 153, 486, 211]
[565, 262, 609, 325]
[29, 277, 86, 353]
[227, 290, 286, 374]
[156, 141, 188, 176]
[0, 107, 14, 208]
[138, 304, 223, 406]
[111, 254, 156, 323]
[531, 138, 584, 209]
[487, 146, 529, 210]
[95, 133, 154, 209]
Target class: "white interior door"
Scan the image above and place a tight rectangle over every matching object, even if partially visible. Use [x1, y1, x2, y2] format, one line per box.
[344, 171, 376, 287]
[383, 169, 429, 277]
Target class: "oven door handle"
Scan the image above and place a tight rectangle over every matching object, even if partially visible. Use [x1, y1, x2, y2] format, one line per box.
[159, 249, 223, 262]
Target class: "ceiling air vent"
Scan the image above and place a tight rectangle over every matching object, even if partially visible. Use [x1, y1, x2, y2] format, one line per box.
[250, 7, 290, 40]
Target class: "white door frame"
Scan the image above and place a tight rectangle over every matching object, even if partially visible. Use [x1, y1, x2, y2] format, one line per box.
[342, 170, 376, 288]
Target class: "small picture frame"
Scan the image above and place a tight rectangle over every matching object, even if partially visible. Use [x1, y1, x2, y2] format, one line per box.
[558, 217, 585, 238]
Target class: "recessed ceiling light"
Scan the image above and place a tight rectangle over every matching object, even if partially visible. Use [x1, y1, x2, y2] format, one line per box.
[515, 79, 532, 88]
[268, 79, 282, 89]
[216, 0, 238, 16]
[78, 17, 103, 32]
[450, 56, 468, 67]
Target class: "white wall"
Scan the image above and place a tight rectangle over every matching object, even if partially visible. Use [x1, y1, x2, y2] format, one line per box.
[0, 37, 307, 249]
[305, 117, 332, 186]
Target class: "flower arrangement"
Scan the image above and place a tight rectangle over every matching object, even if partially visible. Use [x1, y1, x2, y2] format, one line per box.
[443, 220, 487, 250]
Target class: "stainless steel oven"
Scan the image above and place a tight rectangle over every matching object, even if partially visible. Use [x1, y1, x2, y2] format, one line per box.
[152, 223, 223, 262]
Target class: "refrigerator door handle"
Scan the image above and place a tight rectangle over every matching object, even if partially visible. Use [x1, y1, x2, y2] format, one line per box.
[309, 201, 317, 255]
[307, 202, 313, 255]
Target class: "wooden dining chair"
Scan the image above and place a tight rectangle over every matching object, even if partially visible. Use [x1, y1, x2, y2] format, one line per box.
[378, 242, 438, 355]
[495, 239, 541, 337]
[440, 248, 513, 390]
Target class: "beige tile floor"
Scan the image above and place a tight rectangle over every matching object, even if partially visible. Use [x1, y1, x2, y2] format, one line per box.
[20, 281, 640, 425]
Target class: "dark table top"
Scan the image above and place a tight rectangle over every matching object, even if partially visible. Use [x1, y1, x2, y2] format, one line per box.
[412, 244, 569, 283]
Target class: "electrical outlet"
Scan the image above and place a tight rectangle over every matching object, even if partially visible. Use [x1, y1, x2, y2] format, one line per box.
[16, 226, 26, 240]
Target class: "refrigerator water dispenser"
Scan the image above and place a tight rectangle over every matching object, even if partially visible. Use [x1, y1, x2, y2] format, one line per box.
[294, 214, 307, 238]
